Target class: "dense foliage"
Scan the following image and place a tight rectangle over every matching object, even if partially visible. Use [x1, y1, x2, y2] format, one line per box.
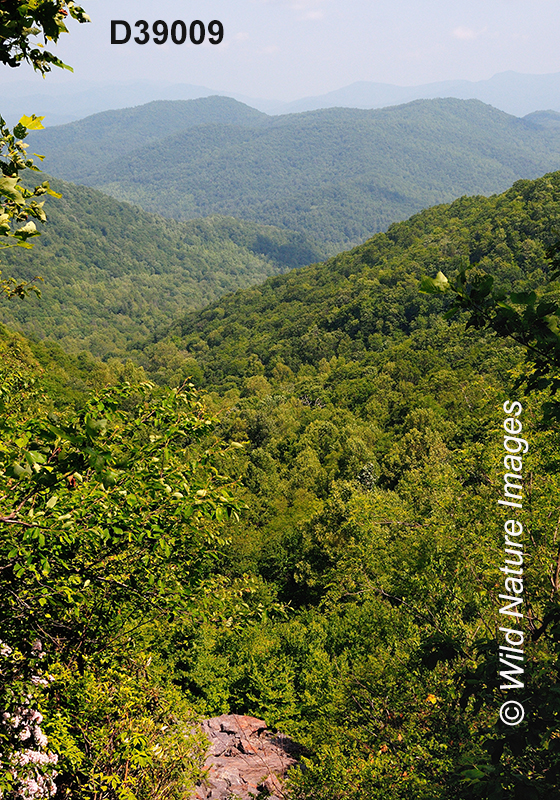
[28, 97, 560, 250]
[421, 251, 560, 421]
[4, 102, 560, 796]
[0, 325, 246, 799]
[0, 114, 62, 301]
[153, 171, 560, 797]
[0, 177, 323, 358]
[167, 170, 560, 391]
[0, 1, 89, 74]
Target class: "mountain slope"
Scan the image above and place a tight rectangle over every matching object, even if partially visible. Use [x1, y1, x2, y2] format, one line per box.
[3, 173, 560, 800]
[0, 178, 323, 359]
[168, 169, 560, 390]
[27, 96, 267, 183]
[29, 97, 560, 250]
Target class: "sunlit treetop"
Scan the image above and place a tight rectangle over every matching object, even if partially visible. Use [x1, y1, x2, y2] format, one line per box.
[0, 0, 90, 74]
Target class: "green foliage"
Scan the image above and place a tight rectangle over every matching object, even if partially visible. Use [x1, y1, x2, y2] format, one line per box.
[0, 639, 59, 800]
[0, 335, 250, 797]
[0, 0, 90, 73]
[0, 1, 90, 301]
[0, 378, 242, 652]
[0, 638, 207, 800]
[141, 169, 560, 797]
[0, 178, 324, 359]
[5, 148, 560, 797]
[168, 170, 560, 391]
[42, 660, 207, 800]
[0, 114, 61, 298]
[421, 260, 560, 420]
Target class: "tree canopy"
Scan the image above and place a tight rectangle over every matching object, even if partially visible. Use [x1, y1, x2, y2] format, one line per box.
[0, 1, 89, 296]
[0, 0, 90, 73]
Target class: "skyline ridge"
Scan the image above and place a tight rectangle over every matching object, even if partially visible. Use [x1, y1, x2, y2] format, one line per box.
[5, 69, 560, 127]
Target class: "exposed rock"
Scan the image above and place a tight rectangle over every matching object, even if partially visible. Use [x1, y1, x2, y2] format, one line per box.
[193, 714, 303, 800]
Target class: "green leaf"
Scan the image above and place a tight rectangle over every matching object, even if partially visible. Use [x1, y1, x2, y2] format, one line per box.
[0, 176, 22, 203]
[510, 291, 537, 305]
[8, 461, 33, 479]
[419, 271, 449, 294]
[14, 220, 39, 241]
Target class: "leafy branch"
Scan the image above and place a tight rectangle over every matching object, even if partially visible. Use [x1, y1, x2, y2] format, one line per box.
[1, 1, 91, 298]
[0, 0, 90, 74]
[420, 263, 560, 418]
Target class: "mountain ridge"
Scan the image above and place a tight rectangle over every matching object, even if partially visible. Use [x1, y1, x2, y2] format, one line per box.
[5, 70, 560, 126]
[28, 97, 560, 250]
[278, 70, 560, 117]
[165, 168, 560, 390]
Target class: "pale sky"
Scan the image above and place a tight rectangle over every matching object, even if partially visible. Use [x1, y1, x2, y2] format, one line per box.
[4, 0, 560, 101]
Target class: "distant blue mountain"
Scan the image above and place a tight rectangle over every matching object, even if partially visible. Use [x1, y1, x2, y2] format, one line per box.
[4, 71, 560, 127]
[0, 79, 276, 126]
[278, 72, 560, 117]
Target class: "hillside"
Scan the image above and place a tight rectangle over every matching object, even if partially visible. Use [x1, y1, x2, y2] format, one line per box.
[4, 169, 560, 799]
[28, 97, 560, 250]
[140, 169, 560, 797]
[167, 170, 560, 389]
[25, 96, 267, 183]
[0, 177, 323, 359]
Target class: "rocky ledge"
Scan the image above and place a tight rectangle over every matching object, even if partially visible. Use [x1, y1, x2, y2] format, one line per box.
[193, 714, 303, 800]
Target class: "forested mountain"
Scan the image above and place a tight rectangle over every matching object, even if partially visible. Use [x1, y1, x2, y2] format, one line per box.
[0, 79, 242, 126]
[167, 170, 560, 388]
[26, 96, 267, 182]
[28, 97, 560, 250]
[155, 169, 560, 797]
[0, 177, 323, 359]
[12, 6, 560, 800]
[4, 169, 560, 798]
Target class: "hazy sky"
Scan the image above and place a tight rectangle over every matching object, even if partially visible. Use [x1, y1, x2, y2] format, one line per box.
[5, 0, 560, 100]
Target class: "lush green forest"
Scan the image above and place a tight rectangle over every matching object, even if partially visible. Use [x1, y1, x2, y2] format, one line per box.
[166, 171, 560, 389]
[4, 167, 560, 798]
[28, 97, 560, 249]
[0, 177, 323, 359]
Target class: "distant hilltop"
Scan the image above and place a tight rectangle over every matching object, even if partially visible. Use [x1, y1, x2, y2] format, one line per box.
[24, 96, 560, 251]
[277, 71, 560, 118]
[4, 71, 560, 126]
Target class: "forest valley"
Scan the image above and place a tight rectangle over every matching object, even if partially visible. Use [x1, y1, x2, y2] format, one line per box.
[3, 4, 560, 799]
[3, 156, 560, 798]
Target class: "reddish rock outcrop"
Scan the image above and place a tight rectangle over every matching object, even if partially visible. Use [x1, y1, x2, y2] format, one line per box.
[193, 714, 302, 799]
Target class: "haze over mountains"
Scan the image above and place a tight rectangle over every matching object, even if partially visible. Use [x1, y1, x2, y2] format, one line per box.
[280, 71, 560, 117]
[5, 70, 560, 126]
[28, 95, 560, 250]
